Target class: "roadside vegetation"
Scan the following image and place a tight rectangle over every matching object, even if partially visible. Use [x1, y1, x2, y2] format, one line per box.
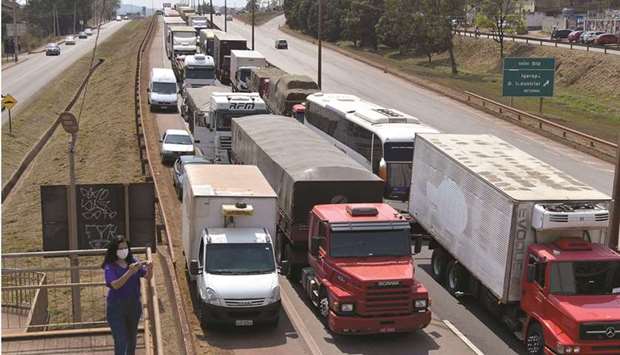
[283, 0, 620, 142]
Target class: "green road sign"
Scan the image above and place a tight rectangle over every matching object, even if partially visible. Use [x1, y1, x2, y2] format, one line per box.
[502, 58, 555, 97]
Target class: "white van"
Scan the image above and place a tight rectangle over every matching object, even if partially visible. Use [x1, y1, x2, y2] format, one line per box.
[148, 68, 178, 111]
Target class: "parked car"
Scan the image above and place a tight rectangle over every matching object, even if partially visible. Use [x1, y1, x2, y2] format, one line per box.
[45, 43, 61, 56]
[172, 155, 212, 200]
[78, 31, 87, 39]
[116, 15, 122, 21]
[594, 33, 618, 45]
[567, 30, 582, 43]
[581, 31, 604, 44]
[160, 129, 196, 165]
[550, 29, 572, 40]
[64, 36, 76, 45]
[275, 39, 288, 49]
[85, 28, 93, 36]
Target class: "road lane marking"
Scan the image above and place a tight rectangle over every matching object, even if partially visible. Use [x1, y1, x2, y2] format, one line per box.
[443, 319, 485, 355]
[281, 283, 323, 355]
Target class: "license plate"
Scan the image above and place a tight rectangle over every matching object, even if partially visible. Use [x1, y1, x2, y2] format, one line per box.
[235, 320, 253, 326]
[380, 327, 396, 333]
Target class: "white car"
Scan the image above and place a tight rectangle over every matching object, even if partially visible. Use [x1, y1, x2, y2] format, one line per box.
[160, 129, 196, 165]
[116, 16, 122, 21]
[65, 36, 76, 45]
[85, 28, 93, 36]
[148, 68, 178, 111]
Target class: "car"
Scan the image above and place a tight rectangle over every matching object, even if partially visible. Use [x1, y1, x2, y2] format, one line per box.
[172, 155, 212, 199]
[594, 33, 618, 45]
[116, 15, 122, 21]
[64, 36, 76, 45]
[85, 28, 93, 36]
[226, 15, 233, 21]
[550, 29, 572, 40]
[123, 16, 129, 20]
[160, 129, 196, 165]
[78, 31, 87, 39]
[567, 30, 582, 43]
[275, 39, 288, 49]
[45, 43, 61, 56]
[581, 31, 604, 44]
[148, 68, 178, 112]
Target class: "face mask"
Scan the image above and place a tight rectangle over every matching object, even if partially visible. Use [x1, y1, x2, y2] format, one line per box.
[116, 248, 129, 260]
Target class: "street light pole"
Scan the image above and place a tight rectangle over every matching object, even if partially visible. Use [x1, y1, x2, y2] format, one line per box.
[209, 0, 213, 26]
[13, 0, 18, 62]
[251, 0, 255, 50]
[317, 0, 322, 89]
[224, 0, 227, 32]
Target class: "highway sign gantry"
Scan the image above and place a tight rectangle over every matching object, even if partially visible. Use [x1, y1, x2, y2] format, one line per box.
[502, 58, 555, 97]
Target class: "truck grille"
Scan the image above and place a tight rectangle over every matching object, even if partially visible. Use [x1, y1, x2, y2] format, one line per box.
[224, 298, 265, 307]
[580, 322, 620, 340]
[218, 136, 232, 150]
[361, 284, 412, 316]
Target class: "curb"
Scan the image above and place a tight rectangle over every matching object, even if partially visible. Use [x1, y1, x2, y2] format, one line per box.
[2, 57, 30, 70]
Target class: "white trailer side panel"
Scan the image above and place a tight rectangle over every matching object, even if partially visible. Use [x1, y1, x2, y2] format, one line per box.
[410, 136, 516, 301]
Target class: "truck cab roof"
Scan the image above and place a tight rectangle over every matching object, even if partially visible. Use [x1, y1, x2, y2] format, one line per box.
[313, 203, 409, 225]
[205, 227, 271, 244]
[230, 50, 265, 59]
[151, 68, 176, 83]
[184, 54, 214, 66]
[531, 241, 620, 263]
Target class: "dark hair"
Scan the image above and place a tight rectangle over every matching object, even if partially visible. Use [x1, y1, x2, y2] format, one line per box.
[101, 235, 135, 268]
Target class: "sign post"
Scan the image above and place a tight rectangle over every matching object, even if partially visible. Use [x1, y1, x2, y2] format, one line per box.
[59, 111, 81, 322]
[502, 57, 555, 112]
[2, 94, 18, 135]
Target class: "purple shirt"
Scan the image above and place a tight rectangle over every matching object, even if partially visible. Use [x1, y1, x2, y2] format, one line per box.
[104, 258, 146, 303]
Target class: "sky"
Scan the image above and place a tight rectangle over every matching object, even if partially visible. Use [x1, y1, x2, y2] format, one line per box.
[121, 0, 251, 8]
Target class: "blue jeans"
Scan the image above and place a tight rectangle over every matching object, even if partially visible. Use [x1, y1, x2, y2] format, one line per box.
[107, 298, 142, 355]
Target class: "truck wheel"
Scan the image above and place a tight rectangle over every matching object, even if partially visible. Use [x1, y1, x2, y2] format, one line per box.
[431, 248, 449, 281]
[446, 260, 469, 295]
[319, 289, 329, 319]
[525, 323, 544, 355]
[198, 301, 209, 329]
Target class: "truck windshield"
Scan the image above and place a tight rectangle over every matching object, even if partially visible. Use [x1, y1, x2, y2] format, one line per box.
[186, 67, 215, 79]
[215, 110, 269, 131]
[331, 230, 410, 258]
[387, 162, 412, 191]
[165, 134, 192, 145]
[174, 32, 195, 39]
[550, 261, 620, 296]
[206, 243, 275, 274]
[153, 82, 177, 94]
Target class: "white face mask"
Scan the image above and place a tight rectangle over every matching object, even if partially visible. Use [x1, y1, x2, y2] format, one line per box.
[116, 248, 129, 260]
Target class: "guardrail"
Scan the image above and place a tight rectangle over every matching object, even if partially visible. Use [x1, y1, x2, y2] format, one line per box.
[464, 91, 618, 161]
[455, 29, 620, 54]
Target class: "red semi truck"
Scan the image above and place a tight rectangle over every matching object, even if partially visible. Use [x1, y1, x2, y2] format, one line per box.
[409, 134, 620, 354]
[231, 115, 431, 334]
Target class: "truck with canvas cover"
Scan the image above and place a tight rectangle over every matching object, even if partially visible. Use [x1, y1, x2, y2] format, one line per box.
[167, 25, 197, 59]
[230, 115, 385, 280]
[213, 33, 247, 85]
[182, 164, 281, 328]
[247, 67, 286, 98]
[181, 87, 268, 162]
[164, 17, 186, 55]
[265, 75, 319, 116]
[409, 134, 620, 355]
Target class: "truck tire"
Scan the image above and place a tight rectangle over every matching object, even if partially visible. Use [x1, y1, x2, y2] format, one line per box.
[431, 248, 449, 281]
[525, 322, 544, 355]
[446, 260, 469, 295]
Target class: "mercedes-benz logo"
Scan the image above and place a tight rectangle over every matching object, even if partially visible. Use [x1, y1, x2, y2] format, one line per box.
[605, 327, 616, 338]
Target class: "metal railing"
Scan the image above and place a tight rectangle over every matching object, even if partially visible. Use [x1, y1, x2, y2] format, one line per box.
[464, 91, 618, 161]
[1, 248, 163, 355]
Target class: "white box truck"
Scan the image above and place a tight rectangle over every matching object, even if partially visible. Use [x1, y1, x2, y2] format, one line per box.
[409, 134, 620, 354]
[230, 50, 267, 92]
[182, 164, 281, 328]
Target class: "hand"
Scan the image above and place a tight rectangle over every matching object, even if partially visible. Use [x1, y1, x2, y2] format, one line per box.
[128, 262, 143, 274]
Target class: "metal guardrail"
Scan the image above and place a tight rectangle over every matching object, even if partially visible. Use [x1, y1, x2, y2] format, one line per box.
[464, 91, 618, 161]
[455, 29, 620, 54]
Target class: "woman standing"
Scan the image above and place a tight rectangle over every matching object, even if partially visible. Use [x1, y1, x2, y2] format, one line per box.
[102, 235, 153, 355]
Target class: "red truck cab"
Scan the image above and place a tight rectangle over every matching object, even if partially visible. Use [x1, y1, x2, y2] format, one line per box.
[298, 203, 431, 335]
[521, 238, 620, 354]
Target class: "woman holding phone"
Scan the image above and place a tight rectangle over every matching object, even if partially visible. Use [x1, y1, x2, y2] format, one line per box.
[101, 235, 153, 355]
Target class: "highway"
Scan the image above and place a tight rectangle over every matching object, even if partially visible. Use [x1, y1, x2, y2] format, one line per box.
[1, 20, 128, 124]
[208, 15, 619, 355]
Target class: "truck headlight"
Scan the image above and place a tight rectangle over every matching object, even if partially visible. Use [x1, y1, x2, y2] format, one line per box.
[414, 299, 427, 309]
[267, 285, 280, 303]
[556, 344, 580, 354]
[340, 303, 354, 312]
[205, 288, 222, 306]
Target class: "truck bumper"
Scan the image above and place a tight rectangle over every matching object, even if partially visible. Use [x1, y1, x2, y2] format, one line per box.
[328, 310, 431, 335]
[544, 343, 620, 354]
[203, 301, 281, 326]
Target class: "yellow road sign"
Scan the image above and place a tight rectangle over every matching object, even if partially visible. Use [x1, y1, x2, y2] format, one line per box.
[2, 95, 17, 111]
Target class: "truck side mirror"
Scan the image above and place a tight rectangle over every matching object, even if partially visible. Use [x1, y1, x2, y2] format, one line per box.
[310, 236, 323, 256]
[527, 264, 536, 283]
[189, 259, 202, 275]
[413, 238, 422, 254]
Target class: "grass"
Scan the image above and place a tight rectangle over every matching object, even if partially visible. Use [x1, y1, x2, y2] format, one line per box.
[234, 11, 283, 26]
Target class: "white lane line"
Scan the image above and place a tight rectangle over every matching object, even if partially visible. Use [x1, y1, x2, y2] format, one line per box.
[280, 285, 323, 355]
[443, 319, 485, 355]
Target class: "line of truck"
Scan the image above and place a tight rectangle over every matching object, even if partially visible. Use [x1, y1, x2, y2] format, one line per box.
[156, 11, 620, 354]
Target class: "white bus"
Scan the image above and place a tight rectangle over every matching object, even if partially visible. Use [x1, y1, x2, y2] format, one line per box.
[305, 93, 439, 200]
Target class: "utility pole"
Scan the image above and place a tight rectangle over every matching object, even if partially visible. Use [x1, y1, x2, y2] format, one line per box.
[317, 0, 322, 89]
[251, 0, 255, 50]
[609, 137, 620, 251]
[224, 0, 227, 32]
[209, 0, 213, 26]
[12, 0, 18, 62]
[73, 0, 78, 34]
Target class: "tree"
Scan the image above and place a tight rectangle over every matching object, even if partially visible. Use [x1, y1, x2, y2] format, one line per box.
[343, 0, 384, 50]
[376, 0, 417, 54]
[422, 0, 466, 74]
[477, 0, 518, 60]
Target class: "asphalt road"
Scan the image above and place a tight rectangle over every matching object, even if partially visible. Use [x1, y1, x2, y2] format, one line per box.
[211, 15, 620, 355]
[1, 20, 129, 125]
